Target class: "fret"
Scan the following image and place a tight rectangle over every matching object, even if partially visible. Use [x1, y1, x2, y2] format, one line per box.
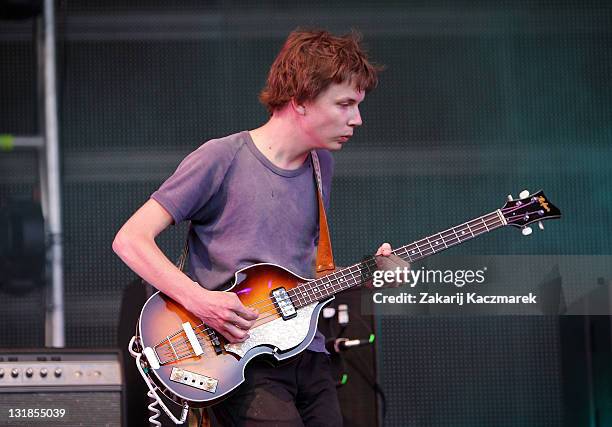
[289, 211, 507, 305]
[452, 227, 461, 244]
[403, 248, 415, 263]
[291, 289, 304, 307]
[442, 229, 459, 246]
[437, 233, 448, 249]
[311, 281, 323, 299]
[336, 272, 348, 290]
[425, 236, 435, 254]
[472, 219, 486, 236]
[482, 217, 490, 233]
[302, 286, 314, 305]
[409, 244, 421, 258]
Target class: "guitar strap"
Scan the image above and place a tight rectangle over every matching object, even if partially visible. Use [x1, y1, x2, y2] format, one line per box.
[174, 151, 336, 278]
[310, 150, 336, 278]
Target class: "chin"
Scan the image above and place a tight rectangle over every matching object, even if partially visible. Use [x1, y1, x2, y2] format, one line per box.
[327, 142, 344, 151]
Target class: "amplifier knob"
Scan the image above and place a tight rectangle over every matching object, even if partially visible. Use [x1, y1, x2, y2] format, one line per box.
[54, 368, 62, 378]
[0, 369, 4, 378]
[26, 368, 34, 378]
[11, 369, 19, 378]
[40, 368, 48, 377]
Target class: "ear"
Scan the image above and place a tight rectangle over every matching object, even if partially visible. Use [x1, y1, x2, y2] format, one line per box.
[291, 98, 306, 115]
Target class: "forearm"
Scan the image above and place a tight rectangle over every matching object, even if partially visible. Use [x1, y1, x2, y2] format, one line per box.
[112, 229, 205, 311]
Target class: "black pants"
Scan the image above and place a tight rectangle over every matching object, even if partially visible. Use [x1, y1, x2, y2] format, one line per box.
[210, 350, 343, 427]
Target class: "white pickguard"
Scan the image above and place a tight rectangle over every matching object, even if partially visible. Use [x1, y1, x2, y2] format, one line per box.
[224, 303, 317, 358]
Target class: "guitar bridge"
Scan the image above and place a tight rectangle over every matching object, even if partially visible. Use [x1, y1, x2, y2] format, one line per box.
[271, 287, 297, 320]
[170, 367, 218, 393]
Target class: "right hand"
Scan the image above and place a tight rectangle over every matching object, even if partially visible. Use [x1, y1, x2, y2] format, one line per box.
[184, 286, 259, 344]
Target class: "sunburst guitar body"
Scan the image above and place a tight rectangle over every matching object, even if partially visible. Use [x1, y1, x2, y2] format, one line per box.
[137, 263, 327, 406]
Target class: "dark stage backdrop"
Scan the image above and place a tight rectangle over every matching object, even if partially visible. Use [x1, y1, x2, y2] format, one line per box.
[1, 2, 611, 426]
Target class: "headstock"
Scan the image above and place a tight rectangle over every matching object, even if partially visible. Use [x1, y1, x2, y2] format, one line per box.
[501, 189, 561, 235]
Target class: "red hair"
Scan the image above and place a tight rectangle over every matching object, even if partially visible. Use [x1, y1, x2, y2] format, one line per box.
[259, 29, 382, 114]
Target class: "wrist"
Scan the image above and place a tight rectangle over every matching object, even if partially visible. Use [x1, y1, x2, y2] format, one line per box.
[179, 280, 206, 312]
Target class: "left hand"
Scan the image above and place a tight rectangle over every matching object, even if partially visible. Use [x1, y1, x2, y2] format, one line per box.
[370, 242, 411, 288]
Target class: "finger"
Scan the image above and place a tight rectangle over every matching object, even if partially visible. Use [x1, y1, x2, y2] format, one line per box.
[376, 253, 410, 270]
[229, 295, 259, 320]
[375, 242, 392, 256]
[388, 254, 410, 268]
[227, 311, 257, 330]
[376, 254, 397, 270]
[223, 323, 250, 343]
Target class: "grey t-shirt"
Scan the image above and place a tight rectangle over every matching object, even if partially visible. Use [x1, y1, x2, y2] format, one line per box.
[151, 131, 333, 352]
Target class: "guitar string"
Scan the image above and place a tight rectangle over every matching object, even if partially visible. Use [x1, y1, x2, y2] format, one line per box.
[158, 202, 543, 357]
[162, 213, 509, 355]
[229, 205, 532, 328]
[162, 208, 526, 355]
[222, 211, 504, 315]
[165, 203, 530, 347]
[222, 210, 508, 317]
[162, 210, 529, 358]
[160, 213, 524, 361]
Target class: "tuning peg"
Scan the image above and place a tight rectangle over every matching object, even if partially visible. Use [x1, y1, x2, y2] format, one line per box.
[521, 226, 533, 236]
[519, 190, 530, 199]
[507, 194, 514, 201]
[538, 222, 544, 230]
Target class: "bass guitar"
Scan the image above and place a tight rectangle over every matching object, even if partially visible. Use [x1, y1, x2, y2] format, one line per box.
[129, 189, 561, 420]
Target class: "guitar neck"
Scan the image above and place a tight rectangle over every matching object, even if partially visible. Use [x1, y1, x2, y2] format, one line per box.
[293, 209, 506, 307]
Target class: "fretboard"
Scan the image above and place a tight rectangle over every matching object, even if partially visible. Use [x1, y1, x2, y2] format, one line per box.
[289, 209, 506, 308]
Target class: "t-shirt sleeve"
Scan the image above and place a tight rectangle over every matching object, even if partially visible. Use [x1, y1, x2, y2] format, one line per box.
[151, 138, 240, 224]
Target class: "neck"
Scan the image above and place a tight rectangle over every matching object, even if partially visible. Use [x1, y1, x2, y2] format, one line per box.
[250, 108, 312, 170]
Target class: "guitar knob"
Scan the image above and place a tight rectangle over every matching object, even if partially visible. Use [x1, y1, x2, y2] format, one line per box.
[538, 222, 544, 230]
[519, 190, 530, 199]
[522, 226, 533, 236]
[507, 194, 514, 201]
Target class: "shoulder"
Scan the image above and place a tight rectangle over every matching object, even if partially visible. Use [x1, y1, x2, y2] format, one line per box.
[185, 131, 250, 166]
[150, 131, 251, 223]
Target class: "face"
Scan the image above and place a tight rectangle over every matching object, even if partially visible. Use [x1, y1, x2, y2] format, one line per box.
[299, 80, 365, 151]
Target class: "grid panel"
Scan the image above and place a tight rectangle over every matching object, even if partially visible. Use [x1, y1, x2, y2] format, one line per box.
[377, 316, 563, 427]
[0, 40, 37, 134]
[2, 3, 611, 425]
[61, 39, 271, 151]
[62, 181, 188, 347]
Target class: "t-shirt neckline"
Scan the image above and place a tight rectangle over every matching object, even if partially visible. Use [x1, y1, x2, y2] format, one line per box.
[243, 131, 311, 178]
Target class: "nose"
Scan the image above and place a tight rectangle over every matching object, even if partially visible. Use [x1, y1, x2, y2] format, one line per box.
[348, 106, 362, 127]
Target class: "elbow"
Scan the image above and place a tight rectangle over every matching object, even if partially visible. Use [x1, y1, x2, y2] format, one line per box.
[112, 228, 132, 260]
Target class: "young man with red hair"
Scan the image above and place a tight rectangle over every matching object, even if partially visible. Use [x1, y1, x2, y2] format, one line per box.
[114, 29, 404, 426]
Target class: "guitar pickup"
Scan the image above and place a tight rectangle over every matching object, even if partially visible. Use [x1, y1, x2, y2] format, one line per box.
[170, 367, 218, 393]
[271, 287, 297, 320]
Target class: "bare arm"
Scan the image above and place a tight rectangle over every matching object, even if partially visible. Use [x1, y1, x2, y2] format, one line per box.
[112, 199, 257, 343]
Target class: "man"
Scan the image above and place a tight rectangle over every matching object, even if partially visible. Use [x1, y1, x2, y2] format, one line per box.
[113, 29, 405, 426]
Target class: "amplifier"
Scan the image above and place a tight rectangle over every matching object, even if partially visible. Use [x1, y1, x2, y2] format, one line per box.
[0, 349, 124, 427]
